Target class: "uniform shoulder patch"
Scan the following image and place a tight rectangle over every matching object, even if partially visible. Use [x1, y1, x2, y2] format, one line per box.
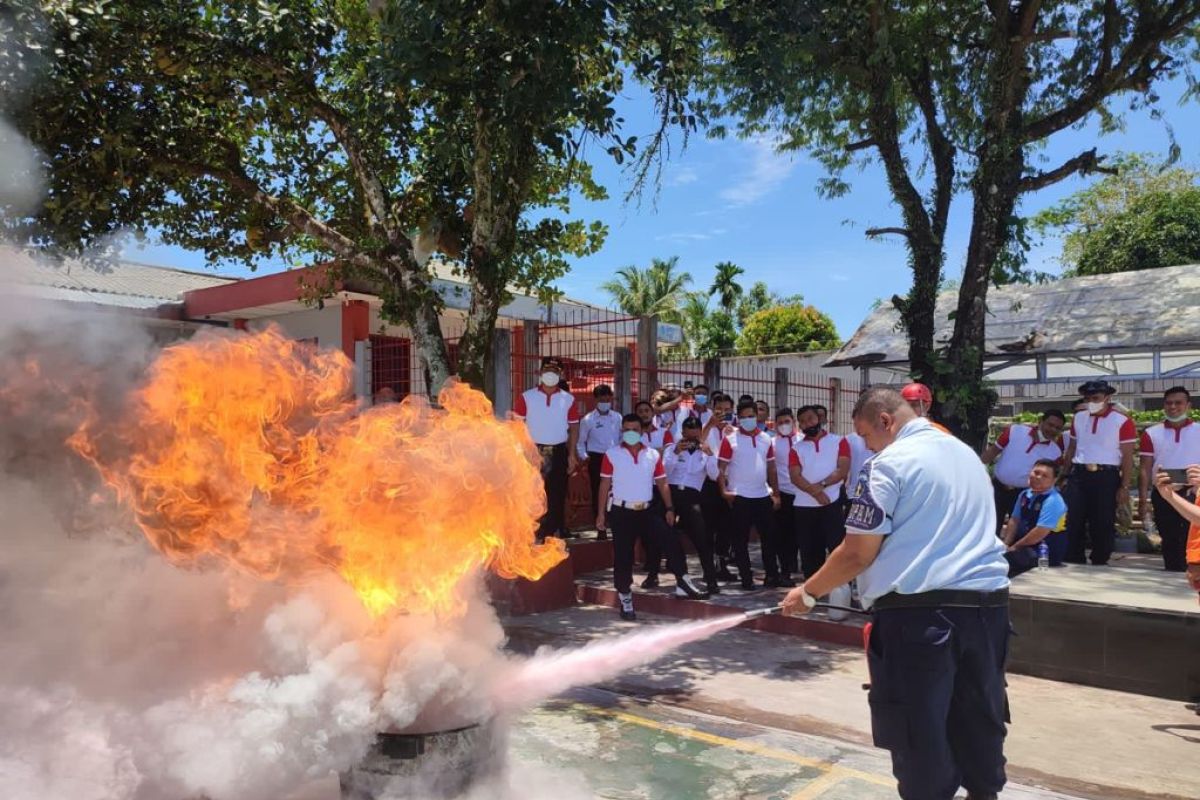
[845, 459, 885, 531]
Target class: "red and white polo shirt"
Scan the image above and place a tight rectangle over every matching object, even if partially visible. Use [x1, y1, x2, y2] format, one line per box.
[788, 431, 851, 507]
[717, 430, 775, 499]
[992, 423, 1065, 489]
[514, 386, 579, 445]
[773, 432, 801, 495]
[600, 444, 665, 504]
[1069, 407, 1136, 466]
[1139, 419, 1200, 472]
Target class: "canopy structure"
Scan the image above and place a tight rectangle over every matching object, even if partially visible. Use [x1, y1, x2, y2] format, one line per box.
[826, 264, 1200, 411]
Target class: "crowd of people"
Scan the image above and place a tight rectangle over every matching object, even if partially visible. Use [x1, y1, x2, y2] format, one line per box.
[513, 357, 1200, 620]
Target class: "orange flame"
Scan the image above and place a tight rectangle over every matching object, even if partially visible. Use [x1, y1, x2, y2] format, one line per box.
[68, 326, 565, 616]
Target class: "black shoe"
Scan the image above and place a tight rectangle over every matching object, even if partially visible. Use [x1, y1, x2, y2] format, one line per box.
[675, 574, 708, 599]
[965, 794, 998, 800]
[618, 593, 636, 621]
[740, 580, 759, 592]
[640, 575, 660, 589]
[705, 578, 721, 595]
[715, 566, 738, 582]
[598, 530, 609, 541]
[777, 576, 797, 588]
[762, 576, 780, 589]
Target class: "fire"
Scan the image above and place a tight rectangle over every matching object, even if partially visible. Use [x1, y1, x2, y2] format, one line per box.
[68, 326, 565, 616]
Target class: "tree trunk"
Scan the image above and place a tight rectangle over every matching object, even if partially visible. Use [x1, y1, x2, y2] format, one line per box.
[457, 256, 506, 391]
[409, 292, 453, 401]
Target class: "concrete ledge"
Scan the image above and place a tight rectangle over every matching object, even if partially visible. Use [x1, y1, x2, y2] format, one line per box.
[488, 559, 578, 615]
[575, 583, 865, 649]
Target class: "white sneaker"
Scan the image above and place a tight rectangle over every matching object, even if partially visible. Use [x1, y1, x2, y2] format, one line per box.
[618, 592, 636, 620]
[674, 574, 707, 599]
[827, 584, 852, 621]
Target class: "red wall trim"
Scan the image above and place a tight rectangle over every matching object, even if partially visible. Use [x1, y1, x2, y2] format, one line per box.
[183, 265, 337, 318]
[340, 299, 370, 359]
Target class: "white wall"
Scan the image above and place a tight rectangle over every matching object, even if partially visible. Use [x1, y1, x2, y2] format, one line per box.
[249, 306, 343, 351]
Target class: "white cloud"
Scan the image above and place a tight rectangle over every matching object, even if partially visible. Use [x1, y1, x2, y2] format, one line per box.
[830, 273, 851, 282]
[719, 135, 800, 207]
[668, 166, 700, 186]
[654, 232, 712, 243]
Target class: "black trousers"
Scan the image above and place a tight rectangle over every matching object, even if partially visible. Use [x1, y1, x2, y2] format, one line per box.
[609, 505, 687, 594]
[795, 502, 846, 579]
[701, 479, 733, 563]
[536, 443, 569, 539]
[587, 452, 607, 530]
[868, 605, 1010, 800]
[1151, 490, 1191, 572]
[673, 485, 717, 581]
[774, 492, 798, 577]
[1064, 468, 1121, 565]
[730, 496, 778, 581]
[992, 478, 1023, 538]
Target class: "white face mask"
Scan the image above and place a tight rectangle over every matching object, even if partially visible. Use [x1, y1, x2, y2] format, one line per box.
[738, 417, 758, 432]
[776, 423, 794, 436]
[1166, 412, 1189, 423]
[541, 372, 560, 388]
[1086, 401, 1106, 414]
[596, 402, 611, 413]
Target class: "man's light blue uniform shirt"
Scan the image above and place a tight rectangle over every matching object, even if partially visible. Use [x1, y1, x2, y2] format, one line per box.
[845, 418, 1009, 609]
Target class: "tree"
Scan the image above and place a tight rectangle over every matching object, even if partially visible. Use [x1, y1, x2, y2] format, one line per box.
[676, 291, 713, 357]
[0, 0, 708, 393]
[600, 256, 693, 320]
[708, 260, 745, 313]
[694, 310, 738, 357]
[1032, 153, 1200, 274]
[735, 305, 840, 355]
[736, 280, 803, 327]
[710, 2, 1200, 446]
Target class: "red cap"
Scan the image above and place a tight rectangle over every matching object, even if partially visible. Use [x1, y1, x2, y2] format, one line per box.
[900, 382, 933, 404]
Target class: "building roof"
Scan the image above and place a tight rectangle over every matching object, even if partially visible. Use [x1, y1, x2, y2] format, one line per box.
[826, 263, 1200, 367]
[3, 250, 237, 311]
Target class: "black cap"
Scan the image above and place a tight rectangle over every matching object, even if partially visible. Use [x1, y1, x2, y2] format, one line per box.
[1078, 379, 1116, 396]
[681, 416, 702, 429]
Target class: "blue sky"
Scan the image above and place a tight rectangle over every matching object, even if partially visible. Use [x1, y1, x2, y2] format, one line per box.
[128, 75, 1200, 339]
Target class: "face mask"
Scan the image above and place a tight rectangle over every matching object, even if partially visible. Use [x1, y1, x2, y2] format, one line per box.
[694, 394, 708, 406]
[776, 423, 794, 436]
[739, 417, 758, 432]
[596, 402, 611, 413]
[757, 421, 768, 431]
[541, 372, 560, 387]
[621, 430, 642, 446]
[1086, 401, 1105, 414]
[1166, 412, 1189, 423]
[802, 425, 821, 437]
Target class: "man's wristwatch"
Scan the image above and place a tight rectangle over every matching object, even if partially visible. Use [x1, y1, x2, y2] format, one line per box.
[798, 587, 817, 609]
[665, 507, 674, 513]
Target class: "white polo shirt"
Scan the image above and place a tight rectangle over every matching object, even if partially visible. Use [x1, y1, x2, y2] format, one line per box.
[992, 423, 1065, 489]
[663, 441, 710, 491]
[646, 426, 674, 451]
[1139, 420, 1200, 472]
[676, 405, 714, 437]
[577, 408, 621, 458]
[1069, 407, 1136, 466]
[788, 432, 851, 507]
[514, 386, 579, 445]
[717, 430, 775, 499]
[773, 432, 801, 496]
[843, 432, 873, 491]
[600, 444, 665, 504]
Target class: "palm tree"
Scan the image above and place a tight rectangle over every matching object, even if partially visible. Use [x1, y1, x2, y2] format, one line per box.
[601, 256, 693, 320]
[677, 291, 712, 356]
[709, 261, 745, 314]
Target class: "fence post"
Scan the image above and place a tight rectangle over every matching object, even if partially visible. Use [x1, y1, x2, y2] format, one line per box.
[704, 357, 721, 394]
[614, 346, 633, 414]
[636, 315, 659, 398]
[487, 329, 512, 419]
[830, 377, 842, 431]
[521, 320, 540, 393]
[774, 367, 789, 415]
[354, 339, 371, 409]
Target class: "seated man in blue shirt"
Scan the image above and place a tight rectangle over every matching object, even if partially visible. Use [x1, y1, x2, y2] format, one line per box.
[1002, 458, 1069, 577]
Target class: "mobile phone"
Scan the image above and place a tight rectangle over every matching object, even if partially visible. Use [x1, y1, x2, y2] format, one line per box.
[1160, 467, 1190, 485]
[683, 380, 694, 389]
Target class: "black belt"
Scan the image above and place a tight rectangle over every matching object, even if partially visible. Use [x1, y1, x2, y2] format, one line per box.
[670, 484, 701, 493]
[1072, 463, 1119, 473]
[873, 588, 1009, 611]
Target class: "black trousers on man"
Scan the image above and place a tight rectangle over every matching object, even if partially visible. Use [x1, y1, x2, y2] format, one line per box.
[536, 443, 568, 540]
[1064, 468, 1121, 565]
[609, 506, 687, 594]
[867, 601, 1010, 800]
[795, 503, 846, 578]
[701, 478, 734, 570]
[774, 492, 798, 578]
[672, 485, 717, 583]
[992, 478, 1023, 538]
[587, 452, 607, 532]
[1151, 490, 1191, 572]
[730, 496, 778, 585]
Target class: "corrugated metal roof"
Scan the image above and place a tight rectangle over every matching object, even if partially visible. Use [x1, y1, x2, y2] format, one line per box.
[2, 250, 237, 309]
[826, 263, 1200, 367]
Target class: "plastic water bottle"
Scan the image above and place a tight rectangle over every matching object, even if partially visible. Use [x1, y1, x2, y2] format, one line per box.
[1037, 542, 1049, 571]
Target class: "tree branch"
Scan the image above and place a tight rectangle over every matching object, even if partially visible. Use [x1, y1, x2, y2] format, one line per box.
[906, 56, 955, 243]
[865, 227, 912, 239]
[845, 138, 877, 152]
[1017, 147, 1117, 193]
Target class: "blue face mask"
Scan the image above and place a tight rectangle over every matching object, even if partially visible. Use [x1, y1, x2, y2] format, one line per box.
[622, 430, 642, 446]
[596, 402, 611, 413]
[739, 417, 758, 432]
[694, 394, 708, 406]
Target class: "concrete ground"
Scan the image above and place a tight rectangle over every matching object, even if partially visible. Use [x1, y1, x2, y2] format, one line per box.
[503, 605, 1200, 800]
[1011, 552, 1198, 614]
